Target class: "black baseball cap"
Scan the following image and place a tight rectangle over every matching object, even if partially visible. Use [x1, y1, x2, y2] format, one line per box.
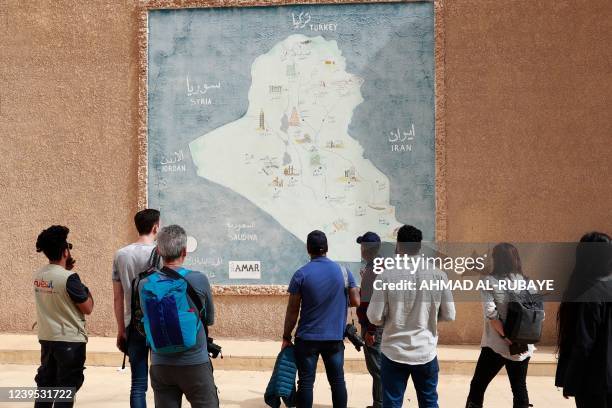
[307, 230, 328, 254]
[356, 231, 381, 244]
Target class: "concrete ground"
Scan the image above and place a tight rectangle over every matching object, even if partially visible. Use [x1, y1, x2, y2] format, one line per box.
[0, 335, 559, 376]
[0, 363, 573, 408]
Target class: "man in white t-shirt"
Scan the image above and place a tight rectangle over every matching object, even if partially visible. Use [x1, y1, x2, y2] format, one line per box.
[112, 209, 160, 408]
[367, 225, 455, 408]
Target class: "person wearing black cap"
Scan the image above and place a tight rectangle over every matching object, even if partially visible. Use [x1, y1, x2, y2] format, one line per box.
[356, 232, 384, 408]
[282, 230, 360, 408]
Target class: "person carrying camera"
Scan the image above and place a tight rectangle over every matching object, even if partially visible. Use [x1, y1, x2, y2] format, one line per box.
[282, 230, 360, 408]
[367, 225, 455, 408]
[356, 232, 384, 408]
[33, 225, 94, 408]
[112, 209, 160, 408]
[137, 225, 218, 408]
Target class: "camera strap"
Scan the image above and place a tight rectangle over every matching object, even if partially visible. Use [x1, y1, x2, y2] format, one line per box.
[341, 265, 356, 322]
[341, 265, 349, 288]
[341, 265, 349, 304]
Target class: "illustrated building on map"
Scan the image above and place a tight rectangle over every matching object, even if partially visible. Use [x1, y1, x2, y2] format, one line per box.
[288, 107, 300, 126]
[269, 85, 282, 94]
[258, 109, 265, 130]
[272, 177, 283, 187]
[283, 165, 298, 176]
[344, 166, 357, 181]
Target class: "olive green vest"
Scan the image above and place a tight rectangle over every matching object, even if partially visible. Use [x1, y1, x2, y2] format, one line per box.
[34, 264, 87, 342]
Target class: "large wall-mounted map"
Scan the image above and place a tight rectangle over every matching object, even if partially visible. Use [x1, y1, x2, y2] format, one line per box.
[148, 2, 435, 284]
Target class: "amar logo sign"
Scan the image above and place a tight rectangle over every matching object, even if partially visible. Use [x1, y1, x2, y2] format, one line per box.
[228, 261, 261, 280]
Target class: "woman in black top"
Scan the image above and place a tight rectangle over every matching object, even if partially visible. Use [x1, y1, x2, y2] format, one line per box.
[556, 232, 612, 407]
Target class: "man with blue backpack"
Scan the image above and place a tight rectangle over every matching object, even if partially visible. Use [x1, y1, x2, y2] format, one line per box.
[137, 224, 218, 408]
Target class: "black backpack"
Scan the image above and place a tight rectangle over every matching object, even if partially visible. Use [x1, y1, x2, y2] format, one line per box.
[503, 290, 545, 344]
[130, 247, 161, 338]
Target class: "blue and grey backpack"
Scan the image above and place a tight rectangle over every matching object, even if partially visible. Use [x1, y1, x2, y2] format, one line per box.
[138, 266, 205, 354]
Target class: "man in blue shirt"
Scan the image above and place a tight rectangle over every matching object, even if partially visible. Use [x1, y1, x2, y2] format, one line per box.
[282, 230, 360, 408]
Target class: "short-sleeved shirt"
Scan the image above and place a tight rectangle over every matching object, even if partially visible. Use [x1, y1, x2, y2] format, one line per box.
[138, 267, 215, 366]
[112, 243, 157, 327]
[288, 256, 356, 341]
[367, 263, 456, 365]
[66, 274, 89, 304]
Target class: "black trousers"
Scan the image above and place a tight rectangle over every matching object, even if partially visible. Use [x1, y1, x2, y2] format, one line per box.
[467, 347, 530, 408]
[34, 340, 86, 408]
[575, 393, 612, 408]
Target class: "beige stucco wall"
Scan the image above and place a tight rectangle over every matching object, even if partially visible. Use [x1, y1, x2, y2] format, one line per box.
[1, 0, 611, 345]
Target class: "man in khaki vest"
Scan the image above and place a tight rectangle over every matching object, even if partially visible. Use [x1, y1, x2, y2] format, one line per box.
[34, 225, 93, 407]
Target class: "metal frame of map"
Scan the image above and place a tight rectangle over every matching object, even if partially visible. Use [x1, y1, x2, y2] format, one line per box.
[136, 0, 447, 295]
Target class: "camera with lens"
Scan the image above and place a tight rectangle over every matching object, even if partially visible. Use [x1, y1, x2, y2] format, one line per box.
[207, 337, 223, 359]
[344, 322, 365, 352]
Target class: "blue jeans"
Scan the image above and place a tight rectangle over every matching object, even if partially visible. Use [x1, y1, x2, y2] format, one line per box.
[381, 354, 439, 408]
[127, 326, 149, 408]
[294, 338, 347, 408]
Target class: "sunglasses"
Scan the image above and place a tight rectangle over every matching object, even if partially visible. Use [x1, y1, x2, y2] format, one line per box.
[66, 242, 73, 250]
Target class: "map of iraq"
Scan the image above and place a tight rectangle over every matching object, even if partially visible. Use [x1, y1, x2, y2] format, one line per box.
[189, 34, 402, 262]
